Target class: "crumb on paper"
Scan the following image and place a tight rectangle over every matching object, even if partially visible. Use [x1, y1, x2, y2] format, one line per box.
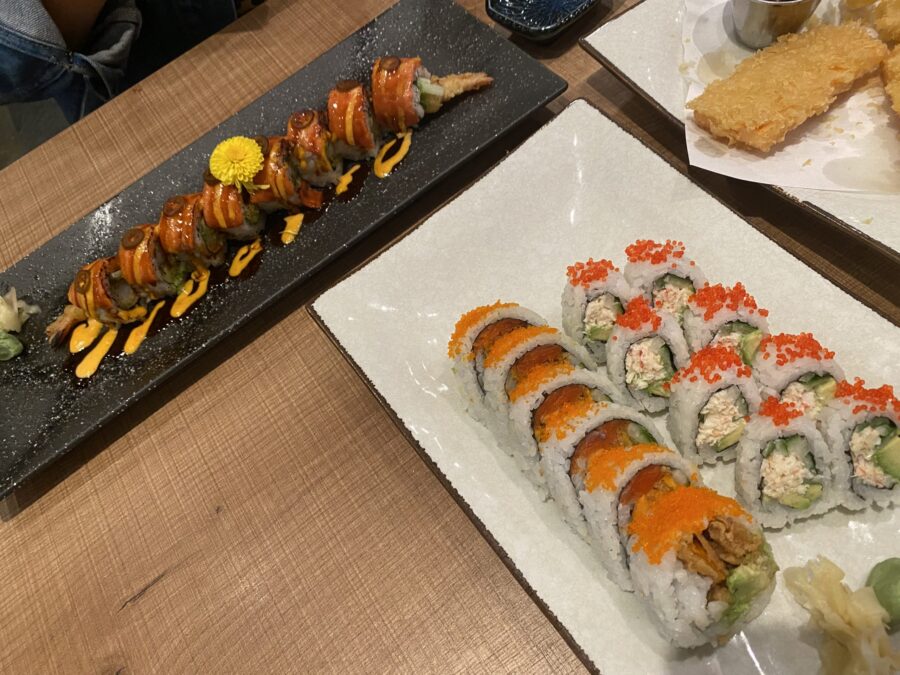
[679, 62, 692, 74]
[803, 159, 813, 166]
[834, 126, 845, 134]
[862, 217, 874, 224]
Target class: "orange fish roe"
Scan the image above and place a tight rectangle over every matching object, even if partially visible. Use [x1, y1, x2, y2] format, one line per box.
[625, 239, 686, 265]
[671, 344, 752, 386]
[688, 282, 769, 321]
[508, 360, 575, 402]
[759, 396, 804, 426]
[584, 444, 670, 493]
[448, 301, 519, 358]
[484, 325, 558, 369]
[834, 378, 900, 415]
[627, 486, 746, 564]
[566, 258, 619, 289]
[758, 332, 835, 367]
[534, 398, 603, 444]
[616, 296, 661, 331]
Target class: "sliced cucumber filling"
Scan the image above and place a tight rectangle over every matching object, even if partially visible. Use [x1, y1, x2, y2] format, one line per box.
[416, 77, 444, 114]
[696, 386, 748, 452]
[715, 321, 763, 364]
[651, 274, 695, 320]
[628, 422, 656, 444]
[760, 434, 823, 508]
[583, 293, 623, 343]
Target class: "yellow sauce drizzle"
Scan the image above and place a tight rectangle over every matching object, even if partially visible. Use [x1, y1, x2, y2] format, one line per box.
[374, 131, 412, 178]
[75, 327, 118, 379]
[171, 266, 210, 318]
[280, 214, 304, 245]
[69, 319, 104, 354]
[229, 238, 262, 277]
[124, 300, 165, 355]
[335, 165, 360, 195]
[118, 306, 148, 323]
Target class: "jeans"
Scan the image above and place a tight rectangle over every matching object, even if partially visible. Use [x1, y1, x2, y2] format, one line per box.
[0, 0, 237, 123]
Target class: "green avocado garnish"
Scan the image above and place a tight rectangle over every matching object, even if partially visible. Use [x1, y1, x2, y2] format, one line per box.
[724, 545, 778, 625]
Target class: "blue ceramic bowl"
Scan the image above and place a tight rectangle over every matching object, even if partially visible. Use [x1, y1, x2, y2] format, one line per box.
[486, 0, 598, 41]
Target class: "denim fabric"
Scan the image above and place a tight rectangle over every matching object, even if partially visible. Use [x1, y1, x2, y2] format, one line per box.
[0, 0, 238, 123]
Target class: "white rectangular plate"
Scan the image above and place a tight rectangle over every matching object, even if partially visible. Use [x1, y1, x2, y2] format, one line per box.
[582, 0, 900, 254]
[313, 101, 899, 673]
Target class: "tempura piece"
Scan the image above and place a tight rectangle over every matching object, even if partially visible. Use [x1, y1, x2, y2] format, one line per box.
[687, 23, 889, 152]
[876, 0, 900, 43]
[884, 45, 900, 116]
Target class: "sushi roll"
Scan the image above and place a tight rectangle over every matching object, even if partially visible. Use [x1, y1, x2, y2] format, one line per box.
[561, 258, 640, 365]
[736, 397, 846, 528]
[248, 136, 305, 212]
[481, 325, 596, 436]
[448, 301, 547, 425]
[753, 333, 845, 418]
[200, 174, 266, 241]
[819, 378, 900, 509]
[668, 344, 762, 464]
[327, 79, 380, 161]
[370, 56, 493, 133]
[538, 400, 663, 536]
[606, 296, 691, 413]
[577, 443, 699, 590]
[285, 109, 343, 187]
[683, 282, 769, 363]
[623, 239, 707, 322]
[507, 360, 631, 483]
[118, 224, 190, 298]
[68, 257, 144, 326]
[624, 484, 778, 647]
[158, 194, 226, 268]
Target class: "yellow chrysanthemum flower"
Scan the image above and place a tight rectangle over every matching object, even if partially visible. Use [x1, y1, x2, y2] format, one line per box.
[209, 136, 264, 190]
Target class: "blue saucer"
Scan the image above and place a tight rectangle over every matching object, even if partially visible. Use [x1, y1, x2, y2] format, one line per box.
[486, 0, 599, 41]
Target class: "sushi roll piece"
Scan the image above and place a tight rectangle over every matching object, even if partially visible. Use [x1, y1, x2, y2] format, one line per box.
[200, 174, 266, 241]
[578, 443, 699, 590]
[683, 282, 769, 363]
[623, 239, 707, 322]
[736, 397, 847, 528]
[561, 258, 641, 365]
[158, 194, 226, 268]
[118, 224, 190, 298]
[753, 333, 845, 418]
[481, 325, 596, 437]
[370, 56, 493, 133]
[448, 301, 547, 425]
[327, 80, 380, 161]
[538, 400, 663, 536]
[606, 296, 691, 413]
[624, 484, 778, 647]
[507, 359, 631, 483]
[668, 344, 762, 464]
[248, 136, 306, 212]
[285, 109, 343, 187]
[819, 378, 900, 509]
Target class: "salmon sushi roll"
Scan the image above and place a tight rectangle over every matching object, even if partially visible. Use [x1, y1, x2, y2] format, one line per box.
[327, 79, 380, 161]
[63, 257, 143, 327]
[118, 223, 190, 298]
[578, 443, 699, 590]
[448, 301, 548, 426]
[285, 109, 343, 187]
[200, 174, 266, 241]
[158, 194, 226, 268]
[248, 136, 306, 212]
[683, 282, 769, 363]
[624, 239, 706, 323]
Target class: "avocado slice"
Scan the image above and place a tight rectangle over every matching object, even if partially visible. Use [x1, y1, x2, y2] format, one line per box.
[777, 483, 823, 509]
[723, 546, 777, 624]
[586, 324, 614, 341]
[739, 329, 763, 365]
[874, 436, 900, 481]
[628, 423, 656, 444]
[812, 377, 837, 405]
[716, 419, 746, 451]
[647, 382, 671, 398]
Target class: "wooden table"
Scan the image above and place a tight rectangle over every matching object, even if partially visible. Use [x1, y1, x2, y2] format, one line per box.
[1, 1, 897, 671]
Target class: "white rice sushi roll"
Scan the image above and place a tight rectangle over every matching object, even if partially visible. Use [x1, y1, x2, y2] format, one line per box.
[736, 397, 847, 529]
[683, 282, 769, 362]
[668, 344, 762, 464]
[606, 297, 691, 413]
[624, 484, 778, 648]
[538, 400, 663, 536]
[481, 326, 596, 438]
[447, 301, 547, 426]
[753, 333, 845, 419]
[623, 239, 707, 322]
[507, 363, 631, 484]
[577, 443, 699, 590]
[561, 258, 640, 365]
[819, 378, 900, 509]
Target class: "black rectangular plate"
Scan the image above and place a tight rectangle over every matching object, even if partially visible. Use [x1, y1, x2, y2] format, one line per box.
[0, 0, 566, 498]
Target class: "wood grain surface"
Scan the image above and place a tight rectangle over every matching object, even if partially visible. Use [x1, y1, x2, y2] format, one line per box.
[0, 0, 896, 672]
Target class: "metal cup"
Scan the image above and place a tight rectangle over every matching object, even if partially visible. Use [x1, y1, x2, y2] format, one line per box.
[730, 0, 821, 49]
